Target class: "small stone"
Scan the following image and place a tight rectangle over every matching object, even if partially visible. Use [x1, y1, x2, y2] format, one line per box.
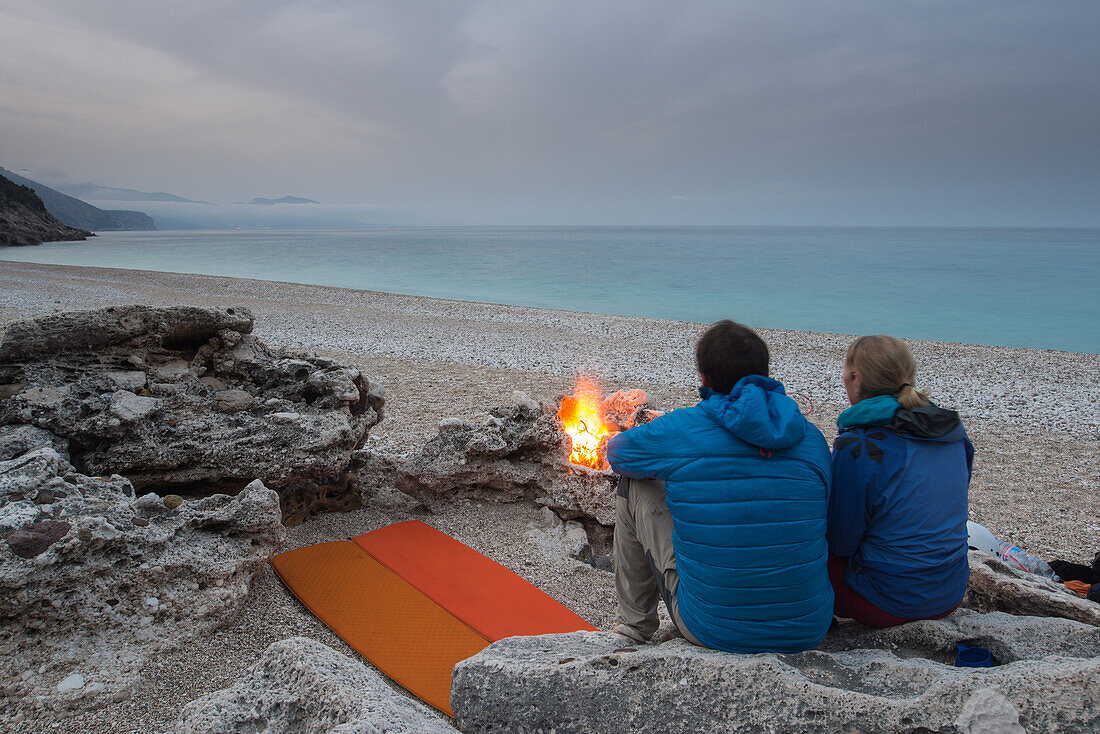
[955, 688, 1026, 734]
[155, 359, 191, 381]
[132, 517, 149, 527]
[162, 495, 183, 510]
[574, 543, 596, 566]
[538, 506, 563, 529]
[106, 370, 147, 392]
[218, 329, 242, 347]
[213, 389, 254, 413]
[512, 391, 541, 412]
[200, 376, 228, 391]
[4, 520, 72, 558]
[438, 417, 469, 430]
[271, 412, 300, 423]
[109, 391, 159, 422]
[57, 673, 85, 693]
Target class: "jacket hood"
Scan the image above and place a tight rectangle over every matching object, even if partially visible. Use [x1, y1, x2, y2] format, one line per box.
[698, 375, 807, 450]
[838, 395, 964, 443]
[891, 404, 964, 441]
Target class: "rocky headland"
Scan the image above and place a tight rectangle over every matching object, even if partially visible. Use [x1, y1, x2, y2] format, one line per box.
[0, 168, 155, 232]
[0, 261, 1097, 733]
[0, 173, 91, 247]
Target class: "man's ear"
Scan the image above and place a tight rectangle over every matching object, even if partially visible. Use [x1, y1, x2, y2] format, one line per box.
[699, 372, 711, 388]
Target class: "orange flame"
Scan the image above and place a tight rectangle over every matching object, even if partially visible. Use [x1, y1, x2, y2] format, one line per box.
[557, 375, 612, 470]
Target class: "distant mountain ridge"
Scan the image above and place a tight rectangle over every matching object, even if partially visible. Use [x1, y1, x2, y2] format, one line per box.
[233, 195, 320, 205]
[0, 171, 92, 246]
[0, 168, 155, 232]
[54, 182, 210, 205]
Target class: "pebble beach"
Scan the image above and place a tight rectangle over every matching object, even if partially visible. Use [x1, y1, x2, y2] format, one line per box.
[1, 258, 1098, 733]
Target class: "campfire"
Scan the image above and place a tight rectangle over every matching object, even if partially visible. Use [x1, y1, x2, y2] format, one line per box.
[556, 376, 660, 471]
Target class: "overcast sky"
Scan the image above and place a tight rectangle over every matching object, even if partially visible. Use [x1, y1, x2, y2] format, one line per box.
[1, 1, 1098, 225]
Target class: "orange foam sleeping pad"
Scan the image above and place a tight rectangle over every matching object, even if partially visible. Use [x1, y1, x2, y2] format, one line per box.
[353, 520, 597, 641]
[271, 520, 596, 717]
[270, 540, 490, 716]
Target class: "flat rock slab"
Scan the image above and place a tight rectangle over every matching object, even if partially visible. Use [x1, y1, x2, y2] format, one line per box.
[452, 608, 1100, 733]
[0, 304, 252, 362]
[177, 636, 453, 734]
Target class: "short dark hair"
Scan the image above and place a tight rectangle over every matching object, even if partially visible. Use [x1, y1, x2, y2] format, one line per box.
[695, 320, 769, 394]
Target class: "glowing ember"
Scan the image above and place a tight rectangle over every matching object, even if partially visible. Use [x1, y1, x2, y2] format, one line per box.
[557, 376, 612, 470]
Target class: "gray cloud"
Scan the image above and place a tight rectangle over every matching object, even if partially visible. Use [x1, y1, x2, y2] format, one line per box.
[1, 0, 1097, 224]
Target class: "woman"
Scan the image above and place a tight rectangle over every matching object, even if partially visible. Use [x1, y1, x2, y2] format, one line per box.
[827, 335, 971, 626]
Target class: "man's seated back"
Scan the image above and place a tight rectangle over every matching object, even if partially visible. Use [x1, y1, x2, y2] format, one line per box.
[606, 319, 834, 653]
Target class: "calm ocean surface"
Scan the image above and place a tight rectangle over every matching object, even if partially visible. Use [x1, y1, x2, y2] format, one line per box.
[3, 226, 1098, 354]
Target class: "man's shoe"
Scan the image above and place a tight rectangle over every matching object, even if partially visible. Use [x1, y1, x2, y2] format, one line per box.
[610, 623, 647, 644]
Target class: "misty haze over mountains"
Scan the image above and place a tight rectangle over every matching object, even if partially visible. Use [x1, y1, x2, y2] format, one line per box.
[9, 167, 368, 230]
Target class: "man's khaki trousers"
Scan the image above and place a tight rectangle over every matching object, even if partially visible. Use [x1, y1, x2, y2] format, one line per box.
[613, 477, 702, 645]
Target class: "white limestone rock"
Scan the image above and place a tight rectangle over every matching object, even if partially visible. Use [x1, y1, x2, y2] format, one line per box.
[0, 448, 286, 713]
[963, 549, 1100, 626]
[0, 305, 386, 524]
[452, 608, 1100, 733]
[396, 396, 617, 525]
[0, 424, 68, 461]
[109, 390, 159, 422]
[177, 637, 452, 734]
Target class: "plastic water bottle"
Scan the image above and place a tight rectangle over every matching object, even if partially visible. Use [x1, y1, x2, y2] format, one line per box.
[995, 540, 1060, 581]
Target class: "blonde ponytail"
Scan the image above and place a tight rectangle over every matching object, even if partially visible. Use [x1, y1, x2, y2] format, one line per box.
[895, 382, 929, 410]
[846, 336, 930, 409]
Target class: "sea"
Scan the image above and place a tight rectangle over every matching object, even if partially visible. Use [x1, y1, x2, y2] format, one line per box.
[2, 226, 1098, 354]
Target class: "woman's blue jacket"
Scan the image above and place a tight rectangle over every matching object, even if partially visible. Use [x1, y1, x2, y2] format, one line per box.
[606, 375, 834, 653]
[829, 395, 972, 619]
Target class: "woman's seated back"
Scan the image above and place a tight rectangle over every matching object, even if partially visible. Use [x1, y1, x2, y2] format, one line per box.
[828, 335, 971, 625]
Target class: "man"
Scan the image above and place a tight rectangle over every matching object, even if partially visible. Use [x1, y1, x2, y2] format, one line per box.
[605, 320, 833, 653]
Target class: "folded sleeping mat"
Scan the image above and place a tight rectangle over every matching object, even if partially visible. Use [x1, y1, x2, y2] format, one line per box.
[270, 519, 596, 717]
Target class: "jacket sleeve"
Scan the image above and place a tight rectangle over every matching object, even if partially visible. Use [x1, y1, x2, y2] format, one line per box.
[605, 412, 690, 481]
[827, 434, 871, 557]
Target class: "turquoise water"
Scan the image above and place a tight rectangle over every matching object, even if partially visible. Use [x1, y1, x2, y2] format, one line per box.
[3, 226, 1098, 354]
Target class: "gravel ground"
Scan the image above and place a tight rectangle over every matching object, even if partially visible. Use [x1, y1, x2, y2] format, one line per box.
[1, 259, 1098, 733]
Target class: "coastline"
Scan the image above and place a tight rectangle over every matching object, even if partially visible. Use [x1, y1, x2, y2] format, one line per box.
[2, 259, 1098, 732]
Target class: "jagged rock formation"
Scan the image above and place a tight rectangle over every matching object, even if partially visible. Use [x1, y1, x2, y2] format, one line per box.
[452, 607, 1100, 733]
[964, 550, 1100, 626]
[395, 392, 618, 526]
[177, 637, 453, 734]
[0, 168, 155, 231]
[0, 447, 286, 711]
[0, 171, 91, 246]
[0, 305, 385, 524]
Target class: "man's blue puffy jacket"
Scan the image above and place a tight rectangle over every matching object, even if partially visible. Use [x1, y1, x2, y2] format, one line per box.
[606, 375, 834, 654]
[829, 395, 972, 619]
